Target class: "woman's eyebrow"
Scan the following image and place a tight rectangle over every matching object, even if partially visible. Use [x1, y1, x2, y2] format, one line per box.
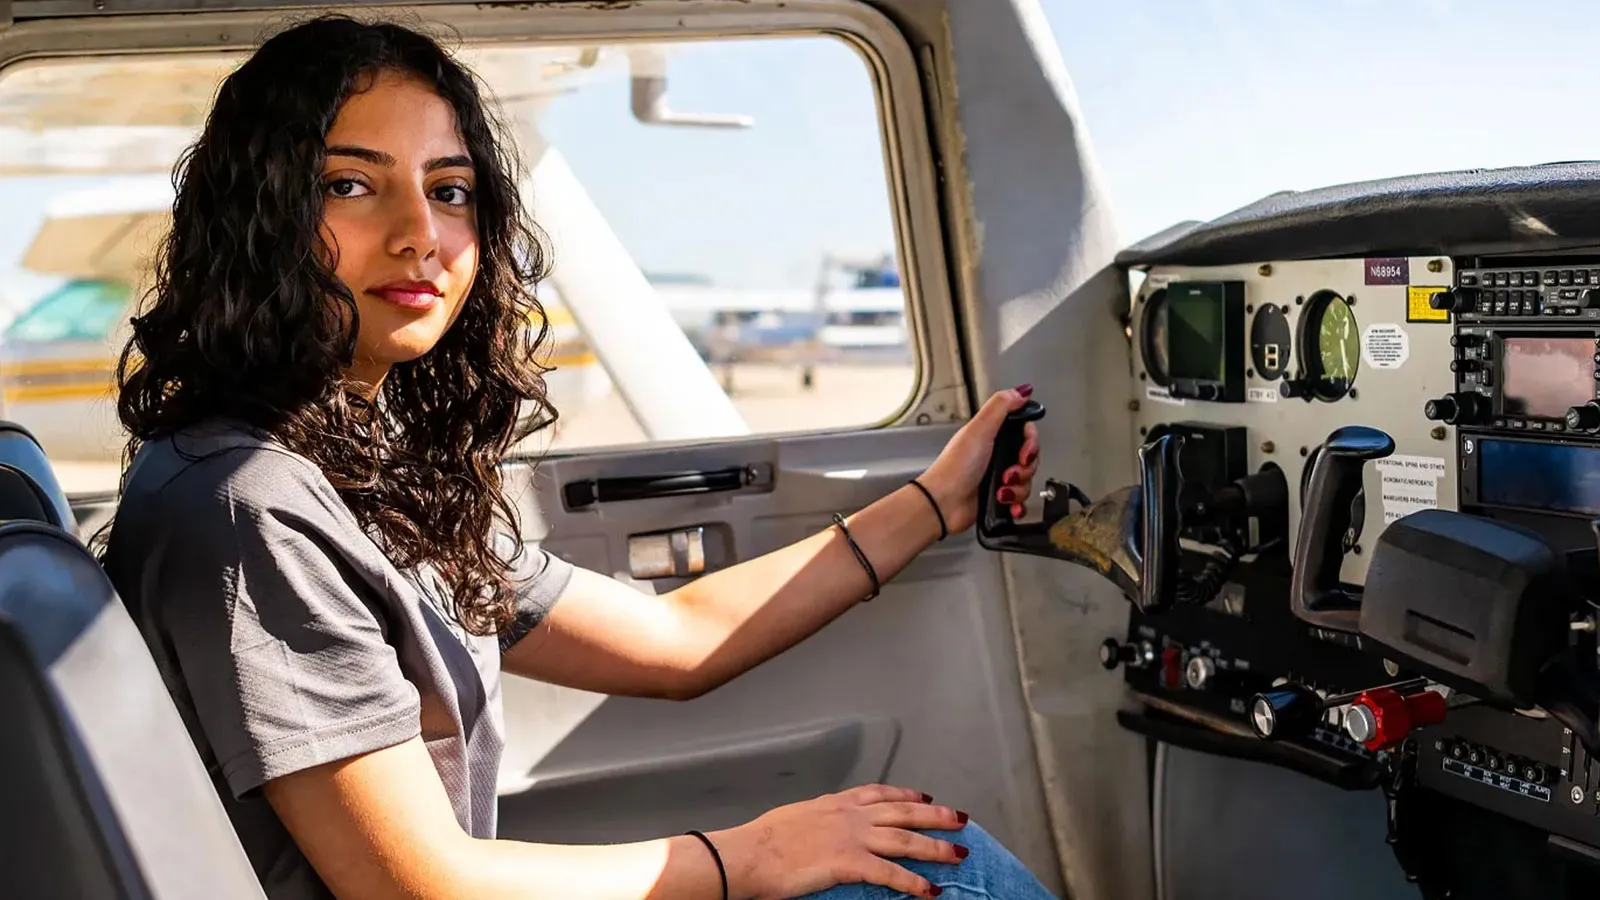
[326, 145, 394, 166]
[425, 154, 473, 173]
[324, 147, 471, 172]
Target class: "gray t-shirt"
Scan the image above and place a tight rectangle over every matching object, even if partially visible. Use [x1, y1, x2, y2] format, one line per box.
[101, 420, 573, 898]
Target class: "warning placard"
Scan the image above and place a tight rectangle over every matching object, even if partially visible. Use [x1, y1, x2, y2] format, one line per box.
[1408, 285, 1450, 323]
[1374, 455, 1448, 524]
[1362, 324, 1410, 369]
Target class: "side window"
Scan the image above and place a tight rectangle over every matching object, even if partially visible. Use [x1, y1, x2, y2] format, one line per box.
[0, 33, 912, 493]
[505, 36, 911, 452]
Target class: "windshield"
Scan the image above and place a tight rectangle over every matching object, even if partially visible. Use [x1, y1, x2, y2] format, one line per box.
[5, 279, 130, 342]
[1043, 0, 1600, 244]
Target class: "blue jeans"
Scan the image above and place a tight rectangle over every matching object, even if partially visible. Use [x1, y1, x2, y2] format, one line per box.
[797, 821, 1058, 899]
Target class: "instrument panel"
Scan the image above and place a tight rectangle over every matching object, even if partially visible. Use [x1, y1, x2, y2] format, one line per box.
[1130, 256, 1459, 585]
[1099, 252, 1600, 898]
[1032, 167, 1600, 899]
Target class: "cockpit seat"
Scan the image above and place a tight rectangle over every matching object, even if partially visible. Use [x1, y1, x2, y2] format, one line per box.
[0, 421, 72, 530]
[0, 422, 266, 899]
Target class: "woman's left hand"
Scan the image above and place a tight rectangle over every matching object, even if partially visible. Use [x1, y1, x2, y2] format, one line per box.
[918, 385, 1040, 534]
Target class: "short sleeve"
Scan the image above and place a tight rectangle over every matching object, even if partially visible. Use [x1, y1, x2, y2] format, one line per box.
[497, 534, 574, 652]
[152, 457, 421, 799]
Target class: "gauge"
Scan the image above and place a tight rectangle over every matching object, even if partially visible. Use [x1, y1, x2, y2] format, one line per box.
[1139, 288, 1170, 385]
[1250, 304, 1291, 381]
[1297, 290, 1360, 401]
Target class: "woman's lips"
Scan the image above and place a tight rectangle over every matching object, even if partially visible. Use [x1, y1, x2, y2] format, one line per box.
[369, 287, 441, 310]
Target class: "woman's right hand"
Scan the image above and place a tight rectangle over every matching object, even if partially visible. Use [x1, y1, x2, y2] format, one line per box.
[708, 784, 970, 900]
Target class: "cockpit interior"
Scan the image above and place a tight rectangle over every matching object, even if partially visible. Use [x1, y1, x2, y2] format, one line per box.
[9, 2, 1600, 899]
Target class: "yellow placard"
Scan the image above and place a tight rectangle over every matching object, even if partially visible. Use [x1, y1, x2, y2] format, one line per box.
[1408, 285, 1450, 323]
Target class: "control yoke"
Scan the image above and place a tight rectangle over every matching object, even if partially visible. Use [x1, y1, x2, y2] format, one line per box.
[1294, 423, 1600, 750]
[1290, 425, 1395, 632]
[975, 398, 1271, 614]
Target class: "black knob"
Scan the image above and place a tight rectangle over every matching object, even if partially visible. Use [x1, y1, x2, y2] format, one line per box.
[1450, 334, 1485, 349]
[1197, 384, 1220, 401]
[1450, 359, 1482, 374]
[1100, 637, 1151, 671]
[1583, 288, 1600, 310]
[1431, 288, 1478, 312]
[1249, 684, 1325, 740]
[1568, 402, 1600, 433]
[1426, 392, 1486, 425]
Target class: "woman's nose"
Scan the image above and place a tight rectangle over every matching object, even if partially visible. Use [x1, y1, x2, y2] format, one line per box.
[386, 188, 439, 259]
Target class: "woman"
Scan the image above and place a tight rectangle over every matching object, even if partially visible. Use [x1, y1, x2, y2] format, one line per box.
[101, 16, 1057, 900]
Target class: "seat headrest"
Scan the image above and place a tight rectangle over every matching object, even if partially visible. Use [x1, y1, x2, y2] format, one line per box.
[0, 423, 74, 529]
[0, 467, 54, 526]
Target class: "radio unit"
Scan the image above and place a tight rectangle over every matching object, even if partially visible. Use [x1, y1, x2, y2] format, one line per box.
[1424, 325, 1600, 435]
[1430, 264, 1600, 321]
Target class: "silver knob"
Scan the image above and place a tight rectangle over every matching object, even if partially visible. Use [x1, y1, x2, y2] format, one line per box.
[1345, 704, 1378, 744]
[1185, 655, 1216, 690]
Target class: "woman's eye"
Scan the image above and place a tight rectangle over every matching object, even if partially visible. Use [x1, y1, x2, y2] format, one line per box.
[433, 184, 473, 206]
[325, 178, 370, 198]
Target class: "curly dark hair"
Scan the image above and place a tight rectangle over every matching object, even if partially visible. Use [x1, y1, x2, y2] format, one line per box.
[116, 14, 555, 636]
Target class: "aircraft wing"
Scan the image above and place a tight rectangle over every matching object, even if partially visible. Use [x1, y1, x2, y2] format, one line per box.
[0, 45, 623, 177]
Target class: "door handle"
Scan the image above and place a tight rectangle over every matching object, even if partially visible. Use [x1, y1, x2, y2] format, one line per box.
[563, 464, 771, 510]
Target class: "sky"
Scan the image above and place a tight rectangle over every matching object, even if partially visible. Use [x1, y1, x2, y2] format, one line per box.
[5, 0, 1600, 308]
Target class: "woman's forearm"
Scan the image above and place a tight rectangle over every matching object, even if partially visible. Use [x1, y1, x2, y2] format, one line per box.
[455, 833, 726, 900]
[663, 482, 948, 697]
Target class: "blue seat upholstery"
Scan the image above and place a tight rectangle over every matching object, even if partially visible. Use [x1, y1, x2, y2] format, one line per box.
[0, 422, 265, 899]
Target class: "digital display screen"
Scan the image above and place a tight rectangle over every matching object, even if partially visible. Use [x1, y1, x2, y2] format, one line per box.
[1501, 336, 1596, 418]
[1168, 288, 1223, 381]
[1478, 439, 1600, 516]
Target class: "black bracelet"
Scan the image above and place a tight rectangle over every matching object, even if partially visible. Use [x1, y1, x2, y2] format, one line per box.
[832, 512, 881, 601]
[685, 830, 728, 900]
[907, 478, 948, 541]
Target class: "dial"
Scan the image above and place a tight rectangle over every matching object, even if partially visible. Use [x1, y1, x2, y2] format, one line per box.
[1139, 288, 1170, 386]
[1298, 290, 1360, 401]
[1250, 304, 1291, 381]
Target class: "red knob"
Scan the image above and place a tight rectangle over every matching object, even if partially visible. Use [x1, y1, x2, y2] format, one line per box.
[1345, 688, 1447, 751]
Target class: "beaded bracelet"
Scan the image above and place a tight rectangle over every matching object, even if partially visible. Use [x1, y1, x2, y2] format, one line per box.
[832, 512, 881, 601]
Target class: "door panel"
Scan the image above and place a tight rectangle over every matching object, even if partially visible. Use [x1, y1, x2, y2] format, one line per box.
[500, 716, 900, 844]
[496, 423, 1061, 890]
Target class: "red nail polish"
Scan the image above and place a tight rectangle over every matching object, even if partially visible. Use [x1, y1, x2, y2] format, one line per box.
[1014, 383, 1034, 397]
[1023, 450, 1038, 467]
[1003, 471, 1019, 486]
[957, 810, 970, 824]
[998, 487, 1016, 503]
[920, 792, 934, 803]
[928, 888, 943, 898]
[954, 845, 970, 859]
